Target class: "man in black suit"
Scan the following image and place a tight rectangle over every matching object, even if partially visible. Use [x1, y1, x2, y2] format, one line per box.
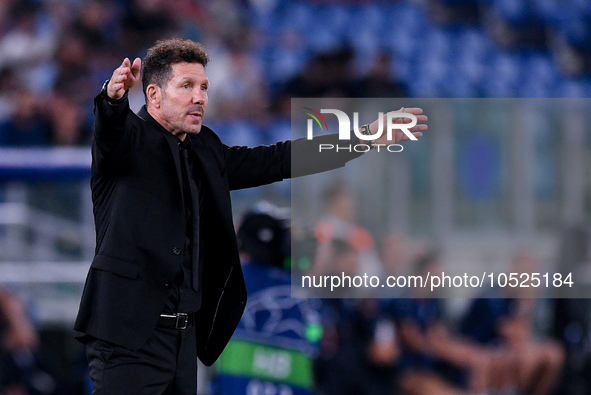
[74, 38, 427, 394]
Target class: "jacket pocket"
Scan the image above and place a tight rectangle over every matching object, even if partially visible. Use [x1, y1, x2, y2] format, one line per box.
[91, 253, 140, 279]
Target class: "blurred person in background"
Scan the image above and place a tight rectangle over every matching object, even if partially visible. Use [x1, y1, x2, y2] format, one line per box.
[70, 0, 119, 54]
[281, 46, 356, 99]
[315, 297, 403, 395]
[314, 180, 383, 278]
[0, 1, 57, 94]
[461, 252, 565, 395]
[205, 39, 269, 121]
[214, 202, 321, 395]
[0, 67, 18, 123]
[552, 221, 591, 394]
[304, 237, 403, 394]
[306, 238, 362, 297]
[273, 46, 357, 117]
[378, 233, 420, 298]
[351, 50, 409, 98]
[122, 0, 178, 50]
[0, 288, 57, 395]
[52, 34, 97, 113]
[45, 91, 89, 146]
[0, 89, 50, 146]
[391, 251, 515, 395]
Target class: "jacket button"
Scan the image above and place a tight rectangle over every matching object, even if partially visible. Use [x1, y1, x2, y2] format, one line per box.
[164, 280, 171, 287]
[172, 247, 182, 256]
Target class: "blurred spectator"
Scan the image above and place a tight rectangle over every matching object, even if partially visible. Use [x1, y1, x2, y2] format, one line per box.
[214, 203, 321, 395]
[122, 0, 179, 51]
[462, 296, 564, 395]
[351, 50, 408, 98]
[315, 299, 402, 395]
[552, 222, 591, 394]
[481, 1, 548, 50]
[206, 0, 247, 41]
[313, 181, 382, 278]
[0, 0, 13, 37]
[0, 288, 57, 394]
[307, 238, 362, 298]
[552, 298, 591, 395]
[556, 223, 589, 278]
[426, 0, 480, 26]
[46, 91, 89, 146]
[0, 1, 57, 93]
[274, 46, 356, 116]
[378, 233, 420, 297]
[71, 0, 120, 53]
[391, 252, 515, 395]
[0, 67, 18, 123]
[52, 34, 97, 107]
[461, 253, 565, 395]
[0, 89, 50, 146]
[206, 39, 269, 121]
[550, 26, 591, 77]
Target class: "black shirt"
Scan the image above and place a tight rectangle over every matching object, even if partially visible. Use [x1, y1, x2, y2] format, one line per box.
[164, 137, 202, 314]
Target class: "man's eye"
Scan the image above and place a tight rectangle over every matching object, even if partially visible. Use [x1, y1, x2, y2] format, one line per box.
[183, 83, 190, 89]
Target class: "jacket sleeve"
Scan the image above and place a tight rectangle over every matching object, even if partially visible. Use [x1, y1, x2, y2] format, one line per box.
[223, 141, 291, 190]
[224, 133, 364, 190]
[91, 91, 136, 175]
[290, 133, 365, 177]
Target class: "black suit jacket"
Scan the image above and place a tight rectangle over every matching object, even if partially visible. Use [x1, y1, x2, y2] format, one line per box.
[74, 91, 362, 366]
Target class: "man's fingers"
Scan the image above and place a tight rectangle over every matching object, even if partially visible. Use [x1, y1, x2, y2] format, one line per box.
[116, 67, 131, 79]
[398, 107, 424, 115]
[409, 124, 428, 132]
[391, 115, 428, 125]
[131, 58, 142, 79]
[112, 73, 128, 85]
[400, 132, 423, 141]
[374, 107, 428, 143]
[115, 72, 128, 80]
[109, 81, 124, 91]
[385, 110, 427, 123]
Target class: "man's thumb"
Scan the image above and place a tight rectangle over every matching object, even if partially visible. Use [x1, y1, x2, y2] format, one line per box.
[131, 58, 141, 78]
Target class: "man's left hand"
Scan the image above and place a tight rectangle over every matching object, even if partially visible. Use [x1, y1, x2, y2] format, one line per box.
[369, 107, 428, 146]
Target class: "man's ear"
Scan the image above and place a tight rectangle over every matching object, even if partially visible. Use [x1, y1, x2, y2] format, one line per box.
[146, 84, 161, 109]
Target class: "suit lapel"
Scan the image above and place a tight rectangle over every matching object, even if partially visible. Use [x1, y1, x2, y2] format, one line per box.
[190, 133, 219, 195]
[190, 132, 233, 226]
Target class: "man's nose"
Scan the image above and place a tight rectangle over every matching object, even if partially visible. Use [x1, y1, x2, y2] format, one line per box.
[192, 90, 206, 104]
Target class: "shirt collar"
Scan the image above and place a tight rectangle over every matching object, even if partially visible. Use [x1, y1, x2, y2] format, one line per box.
[179, 136, 192, 150]
[138, 105, 193, 148]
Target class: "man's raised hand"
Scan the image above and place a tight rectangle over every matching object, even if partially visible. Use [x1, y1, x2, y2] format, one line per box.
[370, 107, 428, 146]
[107, 57, 142, 100]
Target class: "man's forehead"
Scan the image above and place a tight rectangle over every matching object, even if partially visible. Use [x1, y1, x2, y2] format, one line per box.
[170, 62, 208, 79]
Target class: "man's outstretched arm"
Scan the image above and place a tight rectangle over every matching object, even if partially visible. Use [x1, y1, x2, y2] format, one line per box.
[92, 57, 141, 173]
[94, 57, 141, 140]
